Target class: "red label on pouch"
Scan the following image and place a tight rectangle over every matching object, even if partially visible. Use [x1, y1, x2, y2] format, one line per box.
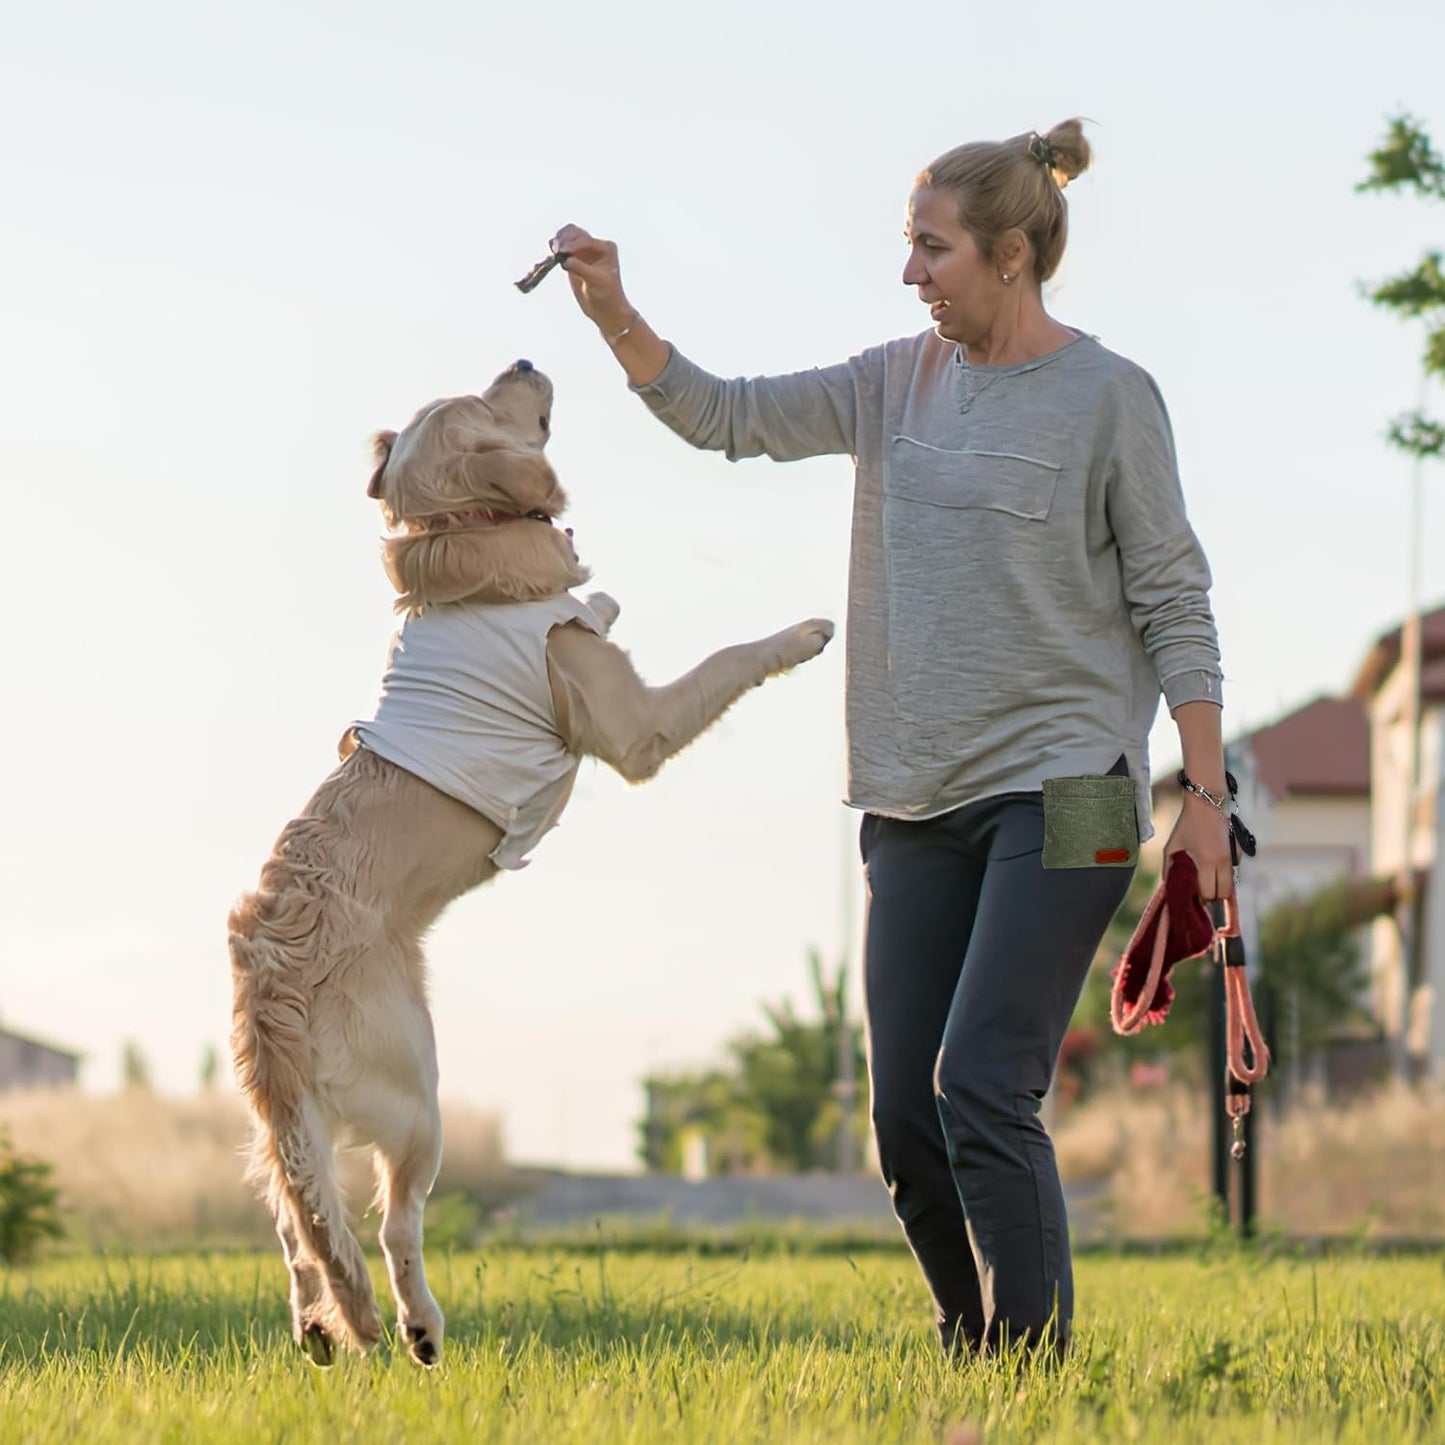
[1095, 848, 1132, 864]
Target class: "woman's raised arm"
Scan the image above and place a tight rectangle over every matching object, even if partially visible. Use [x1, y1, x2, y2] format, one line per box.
[549, 222, 867, 463]
[552, 223, 671, 388]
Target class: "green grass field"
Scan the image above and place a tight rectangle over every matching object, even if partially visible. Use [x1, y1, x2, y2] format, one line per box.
[2, 1243, 1442, 1443]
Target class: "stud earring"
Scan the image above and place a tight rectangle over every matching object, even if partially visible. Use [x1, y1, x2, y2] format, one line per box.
[1001, 272, 1013, 284]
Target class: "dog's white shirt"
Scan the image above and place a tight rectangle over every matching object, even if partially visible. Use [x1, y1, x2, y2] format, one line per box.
[351, 593, 603, 868]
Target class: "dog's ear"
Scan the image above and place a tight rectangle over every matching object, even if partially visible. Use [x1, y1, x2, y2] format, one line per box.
[367, 430, 398, 499]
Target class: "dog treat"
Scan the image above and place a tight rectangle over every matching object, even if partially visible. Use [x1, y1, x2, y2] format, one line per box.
[515, 250, 567, 293]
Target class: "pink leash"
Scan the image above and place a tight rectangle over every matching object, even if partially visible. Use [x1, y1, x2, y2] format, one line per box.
[1112, 875, 1271, 1152]
[1215, 900, 1270, 1088]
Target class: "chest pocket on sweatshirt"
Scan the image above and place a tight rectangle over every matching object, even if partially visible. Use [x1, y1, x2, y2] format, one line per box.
[885, 436, 1062, 519]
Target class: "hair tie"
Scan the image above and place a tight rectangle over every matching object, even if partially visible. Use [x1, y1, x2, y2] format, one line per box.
[1027, 131, 1072, 189]
[1027, 132, 1058, 168]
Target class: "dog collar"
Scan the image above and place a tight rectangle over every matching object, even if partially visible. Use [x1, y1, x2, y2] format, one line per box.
[416, 508, 553, 532]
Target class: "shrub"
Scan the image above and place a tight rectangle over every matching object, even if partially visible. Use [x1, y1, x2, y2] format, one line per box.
[0, 1130, 65, 1263]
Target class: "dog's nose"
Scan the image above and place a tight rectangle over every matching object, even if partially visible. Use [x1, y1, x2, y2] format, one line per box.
[513, 359, 534, 373]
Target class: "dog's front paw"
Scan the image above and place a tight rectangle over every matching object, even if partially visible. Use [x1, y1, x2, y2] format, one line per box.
[777, 618, 835, 669]
[585, 591, 621, 633]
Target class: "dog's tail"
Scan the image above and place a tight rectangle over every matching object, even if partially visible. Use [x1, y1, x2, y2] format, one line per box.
[228, 838, 382, 1354]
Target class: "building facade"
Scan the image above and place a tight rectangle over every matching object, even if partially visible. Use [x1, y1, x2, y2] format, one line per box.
[1351, 606, 1445, 1077]
[0, 1024, 82, 1092]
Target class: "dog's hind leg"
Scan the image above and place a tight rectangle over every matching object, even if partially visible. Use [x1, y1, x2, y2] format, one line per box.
[342, 960, 447, 1368]
[264, 1094, 385, 1355]
[374, 1100, 445, 1368]
[231, 850, 386, 1359]
[275, 1199, 336, 1366]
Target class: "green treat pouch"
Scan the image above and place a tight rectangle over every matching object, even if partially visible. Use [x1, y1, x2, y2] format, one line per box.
[1041, 775, 1139, 869]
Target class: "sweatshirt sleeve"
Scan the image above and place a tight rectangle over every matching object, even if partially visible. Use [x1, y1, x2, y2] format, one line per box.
[1104, 366, 1224, 712]
[630, 344, 874, 462]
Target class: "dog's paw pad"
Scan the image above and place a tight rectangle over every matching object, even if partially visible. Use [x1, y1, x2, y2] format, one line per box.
[299, 1320, 335, 1368]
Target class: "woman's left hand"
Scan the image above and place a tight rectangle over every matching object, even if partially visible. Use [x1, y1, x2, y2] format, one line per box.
[1163, 797, 1234, 901]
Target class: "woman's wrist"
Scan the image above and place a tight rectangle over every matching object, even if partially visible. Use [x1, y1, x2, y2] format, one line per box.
[1172, 700, 1227, 798]
[600, 309, 640, 347]
[589, 295, 635, 338]
[598, 311, 671, 388]
[1180, 783, 1229, 816]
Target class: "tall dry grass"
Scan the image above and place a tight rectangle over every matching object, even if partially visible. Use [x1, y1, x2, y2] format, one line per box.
[1055, 1080, 1445, 1239]
[0, 1087, 523, 1250]
[5, 1083, 1444, 1250]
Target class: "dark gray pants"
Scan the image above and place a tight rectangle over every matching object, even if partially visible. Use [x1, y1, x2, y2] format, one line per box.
[861, 789, 1133, 1353]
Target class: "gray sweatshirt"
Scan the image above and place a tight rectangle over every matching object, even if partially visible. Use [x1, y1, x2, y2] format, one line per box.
[633, 330, 1223, 837]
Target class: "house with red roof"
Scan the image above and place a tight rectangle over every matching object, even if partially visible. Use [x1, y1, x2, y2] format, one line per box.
[1147, 693, 1372, 917]
[1349, 604, 1445, 1078]
[1147, 602, 1445, 1079]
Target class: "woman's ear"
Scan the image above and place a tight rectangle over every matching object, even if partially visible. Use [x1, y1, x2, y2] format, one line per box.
[997, 229, 1030, 282]
[367, 430, 398, 499]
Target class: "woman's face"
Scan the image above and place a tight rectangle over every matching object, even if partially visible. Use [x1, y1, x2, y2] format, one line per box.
[902, 185, 1003, 346]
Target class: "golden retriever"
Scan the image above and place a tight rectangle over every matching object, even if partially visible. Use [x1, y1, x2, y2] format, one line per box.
[228, 359, 833, 1367]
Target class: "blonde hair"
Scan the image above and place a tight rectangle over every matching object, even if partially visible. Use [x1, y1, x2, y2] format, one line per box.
[918, 119, 1091, 284]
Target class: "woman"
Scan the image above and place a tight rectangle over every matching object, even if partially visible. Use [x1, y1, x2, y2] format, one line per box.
[551, 119, 1232, 1355]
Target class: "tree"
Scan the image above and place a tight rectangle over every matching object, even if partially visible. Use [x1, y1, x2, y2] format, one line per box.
[1357, 114, 1445, 460]
[120, 1040, 151, 1091]
[0, 1133, 65, 1263]
[728, 949, 867, 1172]
[638, 1068, 772, 1175]
[637, 950, 868, 1174]
[1252, 878, 1370, 1074]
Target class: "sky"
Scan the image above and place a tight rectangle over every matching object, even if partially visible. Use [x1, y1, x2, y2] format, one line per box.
[2, 0, 1443, 1171]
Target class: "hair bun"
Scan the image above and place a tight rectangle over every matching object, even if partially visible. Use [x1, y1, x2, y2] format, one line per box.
[1038, 118, 1091, 188]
